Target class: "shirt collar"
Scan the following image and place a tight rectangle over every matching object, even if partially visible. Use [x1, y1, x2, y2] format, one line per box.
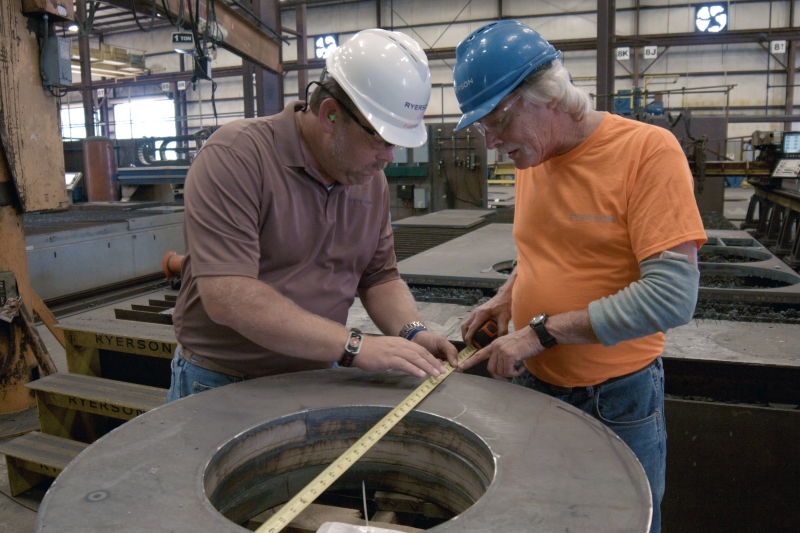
[274, 100, 330, 187]
[274, 100, 308, 169]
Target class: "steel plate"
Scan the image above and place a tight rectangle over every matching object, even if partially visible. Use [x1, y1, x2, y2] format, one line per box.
[36, 371, 651, 532]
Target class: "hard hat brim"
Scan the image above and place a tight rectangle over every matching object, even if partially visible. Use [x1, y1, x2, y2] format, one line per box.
[454, 88, 514, 132]
[371, 119, 428, 148]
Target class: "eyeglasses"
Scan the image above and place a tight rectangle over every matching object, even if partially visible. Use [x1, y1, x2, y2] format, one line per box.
[331, 96, 394, 148]
[474, 93, 522, 137]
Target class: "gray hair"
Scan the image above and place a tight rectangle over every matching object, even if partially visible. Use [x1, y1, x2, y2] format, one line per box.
[517, 59, 591, 122]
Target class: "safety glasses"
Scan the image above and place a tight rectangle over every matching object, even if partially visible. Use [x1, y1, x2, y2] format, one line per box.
[474, 93, 522, 137]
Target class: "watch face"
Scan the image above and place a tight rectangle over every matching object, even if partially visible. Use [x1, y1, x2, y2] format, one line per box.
[532, 314, 546, 326]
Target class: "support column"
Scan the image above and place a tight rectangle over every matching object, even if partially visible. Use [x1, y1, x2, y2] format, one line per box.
[632, 0, 640, 89]
[76, 0, 94, 137]
[296, 4, 308, 100]
[596, 0, 616, 112]
[254, 0, 283, 117]
[785, 40, 796, 132]
[243, 62, 255, 118]
[172, 81, 182, 136]
[242, 0, 255, 118]
[99, 91, 109, 137]
[179, 54, 189, 137]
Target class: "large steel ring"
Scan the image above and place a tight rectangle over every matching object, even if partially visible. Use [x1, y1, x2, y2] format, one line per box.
[36, 370, 651, 532]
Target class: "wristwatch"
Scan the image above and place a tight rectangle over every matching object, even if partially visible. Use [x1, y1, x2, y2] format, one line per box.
[398, 321, 426, 339]
[338, 328, 363, 367]
[529, 313, 558, 348]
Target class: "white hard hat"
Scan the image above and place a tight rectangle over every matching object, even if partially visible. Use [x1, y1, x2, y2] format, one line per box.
[326, 29, 431, 148]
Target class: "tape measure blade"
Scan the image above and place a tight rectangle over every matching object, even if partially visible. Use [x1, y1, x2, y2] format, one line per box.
[256, 343, 476, 533]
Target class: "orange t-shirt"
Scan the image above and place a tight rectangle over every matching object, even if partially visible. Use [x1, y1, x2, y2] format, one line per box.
[513, 113, 707, 387]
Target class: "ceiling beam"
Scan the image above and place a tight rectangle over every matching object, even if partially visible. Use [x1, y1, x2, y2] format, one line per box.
[616, 27, 800, 48]
[103, 0, 281, 72]
[389, 28, 800, 64]
[67, 65, 245, 92]
[279, 0, 364, 7]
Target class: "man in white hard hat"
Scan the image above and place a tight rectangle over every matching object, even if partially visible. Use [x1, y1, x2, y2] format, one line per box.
[168, 29, 457, 400]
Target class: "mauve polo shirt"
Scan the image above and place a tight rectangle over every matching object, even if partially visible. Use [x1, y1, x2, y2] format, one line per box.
[172, 101, 399, 377]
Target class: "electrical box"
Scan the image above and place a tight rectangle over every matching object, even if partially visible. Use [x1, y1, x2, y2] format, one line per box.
[397, 184, 414, 200]
[41, 36, 72, 88]
[193, 55, 212, 81]
[413, 187, 429, 209]
[413, 142, 429, 164]
[392, 147, 408, 164]
[21, 0, 74, 21]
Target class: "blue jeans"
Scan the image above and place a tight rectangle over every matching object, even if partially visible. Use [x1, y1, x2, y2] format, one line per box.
[166, 345, 245, 402]
[513, 357, 666, 533]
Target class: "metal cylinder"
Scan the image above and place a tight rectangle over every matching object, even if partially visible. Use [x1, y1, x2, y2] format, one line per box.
[82, 137, 118, 202]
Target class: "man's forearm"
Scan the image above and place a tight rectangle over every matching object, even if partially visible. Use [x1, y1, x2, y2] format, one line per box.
[358, 278, 421, 337]
[198, 276, 347, 361]
[546, 309, 599, 345]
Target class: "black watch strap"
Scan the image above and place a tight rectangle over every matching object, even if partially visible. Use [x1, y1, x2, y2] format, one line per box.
[529, 314, 558, 348]
[338, 328, 363, 367]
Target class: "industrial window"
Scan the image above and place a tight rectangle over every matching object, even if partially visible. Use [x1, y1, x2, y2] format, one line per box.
[60, 106, 88, 140]
[114, 99, 176, 140]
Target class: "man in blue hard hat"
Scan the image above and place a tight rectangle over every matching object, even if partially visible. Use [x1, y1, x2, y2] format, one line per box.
[456, 21, 707, 533]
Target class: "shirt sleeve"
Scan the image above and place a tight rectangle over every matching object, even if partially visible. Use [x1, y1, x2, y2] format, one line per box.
[183, 143, 265, 279]
[626, 131, 708, 262]
[357, 180, 401, 290]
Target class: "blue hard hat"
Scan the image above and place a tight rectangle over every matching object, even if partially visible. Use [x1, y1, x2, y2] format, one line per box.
[453, 21, 561, 131]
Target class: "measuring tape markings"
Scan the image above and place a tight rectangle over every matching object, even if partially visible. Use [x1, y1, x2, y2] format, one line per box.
[257, 328, 493, 533]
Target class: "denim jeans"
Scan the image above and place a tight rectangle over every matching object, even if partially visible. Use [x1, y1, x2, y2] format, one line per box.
[166, 345, 245, 402]
[513, 357, 666, 533]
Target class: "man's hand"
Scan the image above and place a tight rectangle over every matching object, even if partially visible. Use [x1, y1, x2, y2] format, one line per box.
[462, 288, 513, 347]
[459, 326, 543, 380]
[353, 335, 448, 378]
[408, 330, 459, 367]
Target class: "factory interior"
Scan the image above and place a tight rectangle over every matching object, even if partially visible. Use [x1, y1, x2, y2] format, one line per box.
[0, 0, 799, 532]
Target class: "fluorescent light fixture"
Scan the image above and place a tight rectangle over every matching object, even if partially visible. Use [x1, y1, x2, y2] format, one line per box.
[68, 24, 78, 32]
[695, 3, 728, 32]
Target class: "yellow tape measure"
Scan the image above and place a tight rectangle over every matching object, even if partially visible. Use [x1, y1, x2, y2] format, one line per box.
[256, 321, 498, 533]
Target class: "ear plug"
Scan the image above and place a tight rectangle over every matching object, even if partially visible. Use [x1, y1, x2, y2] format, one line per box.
[329, 114, 336, 122]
